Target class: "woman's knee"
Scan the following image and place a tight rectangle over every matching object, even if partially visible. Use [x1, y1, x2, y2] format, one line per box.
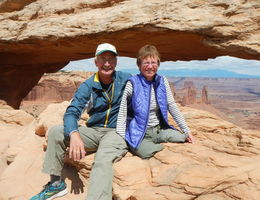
[132, 144, 163, 159]
[176, 131, 188, 142]
[157, 129, 187, 143]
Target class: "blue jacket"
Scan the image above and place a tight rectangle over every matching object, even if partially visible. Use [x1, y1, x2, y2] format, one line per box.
[64, 71, 131, 136]
[125, 74, 173, 149]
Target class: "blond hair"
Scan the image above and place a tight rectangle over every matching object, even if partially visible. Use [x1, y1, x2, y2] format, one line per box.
[136, 44, 160, 67]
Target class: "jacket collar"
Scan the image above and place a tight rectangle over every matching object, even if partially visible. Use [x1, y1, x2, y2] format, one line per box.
[138, 73, 159, 85]
[93, 71, 117, 90]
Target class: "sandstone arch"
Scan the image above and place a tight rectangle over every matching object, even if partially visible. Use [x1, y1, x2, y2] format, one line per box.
[0, 0, 259, 108]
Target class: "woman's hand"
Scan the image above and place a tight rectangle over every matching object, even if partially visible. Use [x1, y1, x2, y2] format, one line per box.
[186, 133, 195, 144]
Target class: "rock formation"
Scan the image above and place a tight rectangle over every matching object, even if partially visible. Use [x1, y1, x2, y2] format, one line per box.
[23, 71, 93, 103]
[201, 85, 210, 104]
[181, 82, 211, 105]
[0, 0, 259, 108]
[0, 101, 260, 199]
[181, 81, 197, 105]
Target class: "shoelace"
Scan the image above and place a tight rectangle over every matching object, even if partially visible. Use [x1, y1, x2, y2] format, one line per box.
[40, 182, 52, 194]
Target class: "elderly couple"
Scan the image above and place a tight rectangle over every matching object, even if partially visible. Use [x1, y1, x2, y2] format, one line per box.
[30, 43, 195, 200]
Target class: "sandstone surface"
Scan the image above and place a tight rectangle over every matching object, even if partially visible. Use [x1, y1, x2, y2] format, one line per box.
[0, 101, 260, 200]
[0, 0, 259, 108]
[0, 100, 35, 176]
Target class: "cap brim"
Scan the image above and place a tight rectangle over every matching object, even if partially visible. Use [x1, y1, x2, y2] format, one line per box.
[96, 50, 118, 56]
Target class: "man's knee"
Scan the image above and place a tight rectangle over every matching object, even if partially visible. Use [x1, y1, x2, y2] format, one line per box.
[47, 125, 65, 142]
[95, 145, 127, 163]
[102, 131, 128, 150]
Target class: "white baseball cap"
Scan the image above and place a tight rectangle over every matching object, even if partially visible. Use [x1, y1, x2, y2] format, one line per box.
[95, 43, 118, 56]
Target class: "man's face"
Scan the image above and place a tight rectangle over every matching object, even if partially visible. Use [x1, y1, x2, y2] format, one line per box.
[95, 51, 117, 78]
[139, 56, 159, 81]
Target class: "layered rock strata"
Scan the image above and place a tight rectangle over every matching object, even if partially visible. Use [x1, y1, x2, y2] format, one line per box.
[0, 0, 259, 108]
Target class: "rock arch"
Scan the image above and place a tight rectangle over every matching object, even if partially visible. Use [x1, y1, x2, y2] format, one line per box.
[0, 0, 259, 108]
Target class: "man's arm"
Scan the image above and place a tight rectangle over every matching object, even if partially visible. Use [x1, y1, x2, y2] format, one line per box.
[63, 82, 91, 136]
[64, 81, 91, 160]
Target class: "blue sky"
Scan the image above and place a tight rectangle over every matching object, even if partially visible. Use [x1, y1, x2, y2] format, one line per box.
[62, 56, 260, 78]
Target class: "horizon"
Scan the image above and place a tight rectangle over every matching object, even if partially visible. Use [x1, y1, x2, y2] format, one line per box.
[61, 56, 260, 78]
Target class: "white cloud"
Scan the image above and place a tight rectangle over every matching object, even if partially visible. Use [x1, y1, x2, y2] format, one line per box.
[160, 56, 260, 75]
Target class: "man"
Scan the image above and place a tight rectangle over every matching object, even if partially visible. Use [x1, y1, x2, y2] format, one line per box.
[30, 43, 131, 200]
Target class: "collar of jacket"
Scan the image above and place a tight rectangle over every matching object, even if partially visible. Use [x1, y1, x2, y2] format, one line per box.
[138, 73, 160, 87]
[93, 71, 117, 90]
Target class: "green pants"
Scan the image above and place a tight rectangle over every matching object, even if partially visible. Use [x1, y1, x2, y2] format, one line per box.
[130, 126, 188, 159]
[42, 125, 128, 200]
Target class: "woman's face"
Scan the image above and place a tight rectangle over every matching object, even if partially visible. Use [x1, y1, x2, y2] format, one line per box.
[139, 56, 159, 81]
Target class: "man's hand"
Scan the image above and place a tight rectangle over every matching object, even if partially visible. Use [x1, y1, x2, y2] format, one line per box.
[186, 133, 195, 144]
[69, 131, 86, 161]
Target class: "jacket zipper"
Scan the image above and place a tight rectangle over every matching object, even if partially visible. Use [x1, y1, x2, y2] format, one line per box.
[103, 83, 115, 128]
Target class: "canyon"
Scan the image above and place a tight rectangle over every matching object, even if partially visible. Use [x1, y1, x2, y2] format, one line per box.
[21, 72, 260, 131]
[1, 0, 260, 199]
[170, 77, 260, 130]
[1, 85, 260, 199]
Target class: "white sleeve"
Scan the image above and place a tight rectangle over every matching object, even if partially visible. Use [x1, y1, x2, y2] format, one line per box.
[164, 76, 190, 134]
[116, 81, 133, 138]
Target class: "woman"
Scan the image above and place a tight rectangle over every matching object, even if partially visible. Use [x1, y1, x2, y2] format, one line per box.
[116, 44, 194, 159]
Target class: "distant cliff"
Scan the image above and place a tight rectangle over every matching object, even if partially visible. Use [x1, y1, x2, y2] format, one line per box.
[23, 71, 94, 103]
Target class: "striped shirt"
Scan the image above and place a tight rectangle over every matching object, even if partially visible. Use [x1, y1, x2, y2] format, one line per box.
[116, 76, 190, 138]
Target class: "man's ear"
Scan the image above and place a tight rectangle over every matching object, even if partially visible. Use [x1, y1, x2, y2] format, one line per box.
[115, 57, 118, 65]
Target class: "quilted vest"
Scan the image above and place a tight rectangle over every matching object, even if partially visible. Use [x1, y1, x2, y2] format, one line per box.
[125, 74, 173, 149]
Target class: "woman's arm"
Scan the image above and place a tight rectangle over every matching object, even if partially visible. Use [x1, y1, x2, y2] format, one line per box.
[164, 77, 195, 143]
[116, 81, 133, 138]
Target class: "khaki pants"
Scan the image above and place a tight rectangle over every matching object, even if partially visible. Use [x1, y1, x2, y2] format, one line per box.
[130, 126, 188, 159]
[42, 125, 128, 200]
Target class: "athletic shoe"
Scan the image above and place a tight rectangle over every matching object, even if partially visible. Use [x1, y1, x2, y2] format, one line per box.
[30, 181, 68, 200]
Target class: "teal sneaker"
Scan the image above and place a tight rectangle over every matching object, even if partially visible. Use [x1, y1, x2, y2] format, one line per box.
[30, 181, 68, 200]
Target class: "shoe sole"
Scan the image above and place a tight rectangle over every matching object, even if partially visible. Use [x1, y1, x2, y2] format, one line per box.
[46, 188, 68, 200]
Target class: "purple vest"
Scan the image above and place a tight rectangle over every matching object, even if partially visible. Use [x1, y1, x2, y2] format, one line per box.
[125, 74, 173, 149]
